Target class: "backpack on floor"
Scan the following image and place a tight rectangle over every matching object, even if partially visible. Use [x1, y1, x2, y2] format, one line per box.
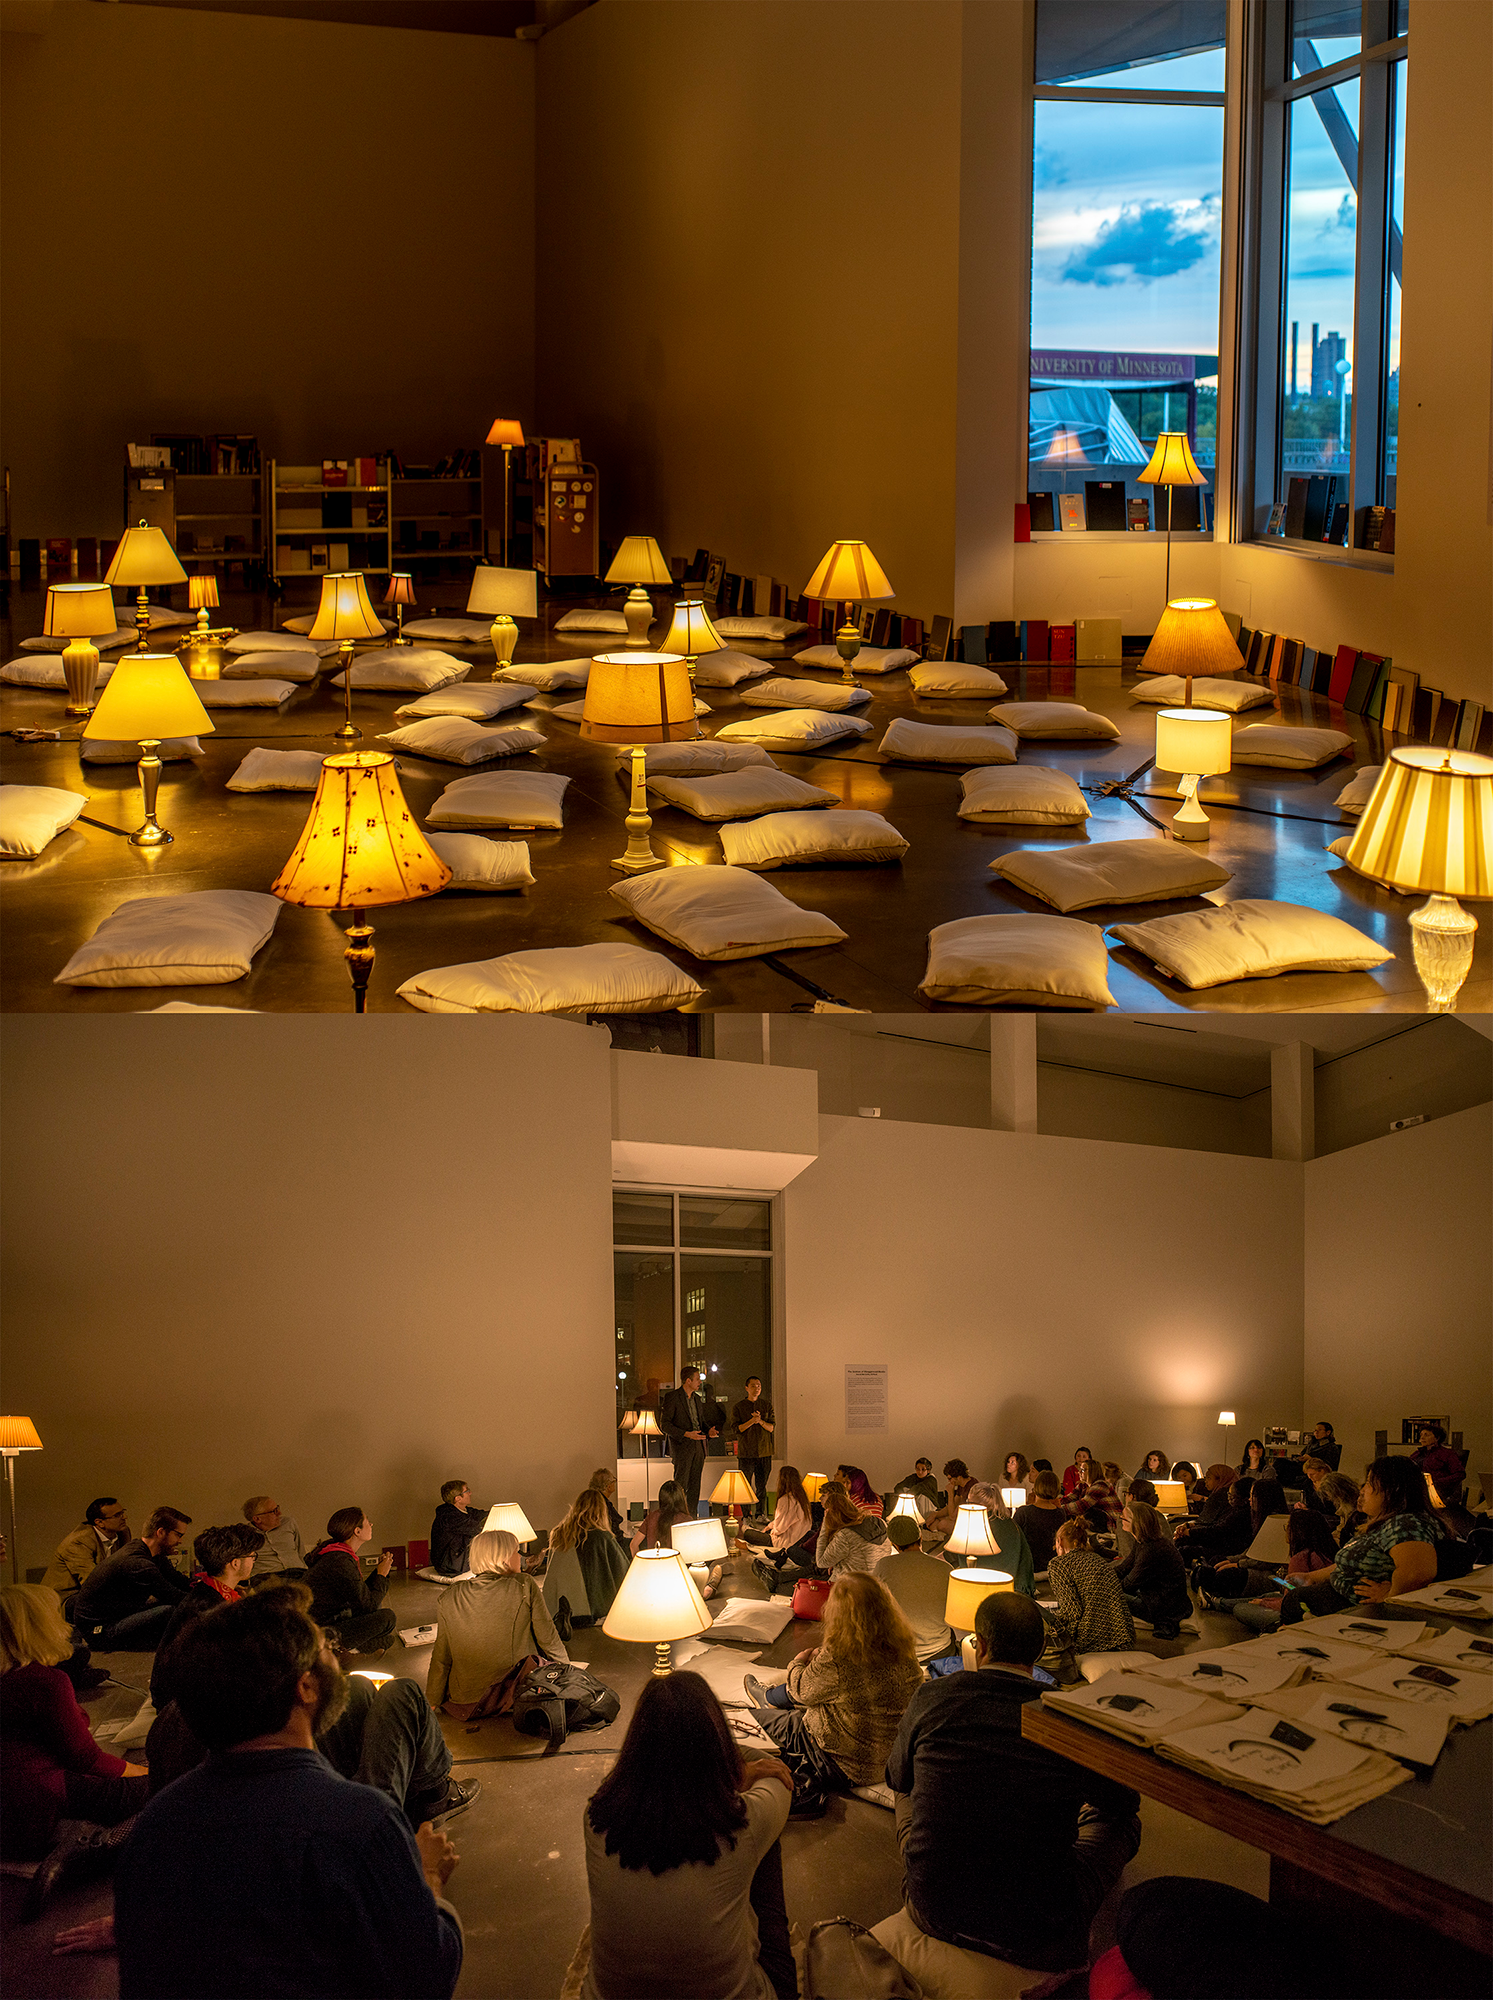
[512, 1661, 620, 1752]
[805, 1919, 923, 2000]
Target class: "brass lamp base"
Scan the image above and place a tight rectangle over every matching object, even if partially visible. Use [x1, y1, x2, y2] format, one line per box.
[490, 614, 519, 672]
[132, 587, 153, 654]
[835, 617, 863, 688]
[622, 587, 653, 646]
[183, 623, 236, 647]
[1409, 893, 1477, 1012]
[333, 641, 361, 741]
[613, 744, 664, 873]
[392, 603, 411, 646]
[1170, 774, 1211, 840]
[61, 639, 99, 717]
[651, 1640, 672, 1678]
[344, 912, 376, 1012]
[129, 742, 172, 846]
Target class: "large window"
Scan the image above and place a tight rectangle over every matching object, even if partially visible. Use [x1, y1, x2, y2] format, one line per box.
[1243, 1, 1407, 550]
[1029, 1, 1227, 533]
[611, 1191, 774, 1439]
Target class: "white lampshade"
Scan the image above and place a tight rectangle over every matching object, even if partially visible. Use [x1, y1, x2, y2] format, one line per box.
[105, 521, 187, 588]
[605, 536, 673, 588]
[1155, 707, 1232, 777]
[43, 584, 116, 639]
[82, 651, 215, 742]
[467, 565, 538, 619]
[350, 1669, 394, 1685]
[0, 1418, 43, 1452]
[1000, 1487, 1027, 1514]
[945, 1567, 1013, 1632]
[671, 1516, 729, 1565]
[1344, 747, 1493, 897]
[1218, 1410, 1237, 1426]
[710, 1469, 756, 1508]
[580, 653, 696, 743]
[482, 1502, 536, 1542]
[942, 1503, 1000, 1562]
[804, 540, 893, 603]
[659, 599, 725, 659]
[602, 1547, 712, 1643]
[308, 571, 385, 643]
[632, 1410, 662, 1439]
[888, 1493, 922, 1523]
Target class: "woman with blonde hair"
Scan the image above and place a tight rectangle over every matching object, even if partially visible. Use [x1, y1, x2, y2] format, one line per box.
[427, 1530, 569, 1719]
[814, 1481, 888, 1579]
[743, 1573, 923, 1803]
[549, 1488, 631, 1619]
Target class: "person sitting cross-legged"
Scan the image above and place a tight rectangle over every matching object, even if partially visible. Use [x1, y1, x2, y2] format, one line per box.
[426, 1529, 568, 1719]
[885, 1590, 1141, 1977]
[749, 1466, 819, 1596]
[1040, 1517, 1135, 1682]
[72, 1507, 192, 1652]
[307, 1507, 397, 1656]
[875, 1515, 956, 1663]
[243, 1496, 307, 1582]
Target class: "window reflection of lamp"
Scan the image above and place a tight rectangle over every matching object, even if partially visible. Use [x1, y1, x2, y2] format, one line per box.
[1044, 426, 1090, 497]
[631, 1410, 663, 1504]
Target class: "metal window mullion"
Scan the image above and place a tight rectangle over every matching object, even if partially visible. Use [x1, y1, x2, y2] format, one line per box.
[1245, 0, 1290, 527]
[1351, 51, 1391, 513]
[1032, 85, 1226, 105]
[1264, 34, 1406, 101]
[671, 1193, 681, 1386]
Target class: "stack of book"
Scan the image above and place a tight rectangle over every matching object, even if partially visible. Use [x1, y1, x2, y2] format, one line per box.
[1153, 1708, 1409, 1822]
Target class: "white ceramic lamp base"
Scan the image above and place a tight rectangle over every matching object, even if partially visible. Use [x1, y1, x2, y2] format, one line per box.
[622, 589, 653, 646]
[1171, 774, 1211, 840]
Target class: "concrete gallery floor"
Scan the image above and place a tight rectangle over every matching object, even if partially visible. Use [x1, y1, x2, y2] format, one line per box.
[4, 577, 1485, 1016]
[1, 1560, 1272, 2000]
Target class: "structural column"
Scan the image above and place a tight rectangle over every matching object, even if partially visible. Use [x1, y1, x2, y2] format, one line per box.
[1271, 1042, 1315, 1161]
[990, 1016, 1038, 1133]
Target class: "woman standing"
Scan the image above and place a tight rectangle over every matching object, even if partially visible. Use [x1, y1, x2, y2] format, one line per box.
[549, 1490, 631, 1619]
[306, 1508, 396, 1655]
[427, 1529, 568, 1718]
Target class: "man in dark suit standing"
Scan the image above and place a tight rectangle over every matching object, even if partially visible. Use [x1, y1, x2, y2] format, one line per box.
[659, 1367, 716, 1514]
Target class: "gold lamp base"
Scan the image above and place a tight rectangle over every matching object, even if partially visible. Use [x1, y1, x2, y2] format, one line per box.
[613, 744, 665, 873]
[333, 642, 361, 741]
[651, 1640, 672, 1678]
[835, 618, 863, 687]
[392, 603, 412, 646]
[344, 912, 376, 1013]
[183, 623, 236, 647]
[622, 587, 654, 646]
[1409, 893, 1477, 1012]
[1171, 774, 1212, 840]
[61, 639, 99, 717]
[490, 614, 519, 672]
[129, 742, 172, 846]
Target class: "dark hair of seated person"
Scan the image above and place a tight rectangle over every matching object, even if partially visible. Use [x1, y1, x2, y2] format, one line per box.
[1227, 1476, 1255, 1512]
[587, 1670, 748, 1876]
[1129, 1479, 1158, 1508]
[324, 1506, 365, 1544]
[192, 1523, 265, 1576]
[1287, 1508, 1338, 1566]
[1364, 1454, 1435, 1517]
[85, 1496, 122, 1526]
[973, 1591, 1046, 1666]
[942, 1458, 969, 1480]
[1031, 1459, 1053, 1474]
[1249, 1481, 1288, 1528]
[775, 1465, 810, 1511]
[171, 1585, 333, 1752]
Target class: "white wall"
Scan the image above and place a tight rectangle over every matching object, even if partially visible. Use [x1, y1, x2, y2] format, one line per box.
[1304, 1103, 1493, 1484]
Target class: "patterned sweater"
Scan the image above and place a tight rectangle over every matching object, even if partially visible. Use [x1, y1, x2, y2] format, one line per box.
[785, 1636, 924, 1787]
[1046, 1548, 1136, 1654]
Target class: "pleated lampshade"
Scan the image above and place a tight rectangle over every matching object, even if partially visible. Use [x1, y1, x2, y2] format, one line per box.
[0, 1417, 43, 1451]
[271, 753, 451, 909]
[805, 540, 893, 603]
[888, 1492, 922, 1522]
[1345, 748, 1493, 896]
[580, 653, 696, 743]
[605, 536, 673, 588]
[659, 599, 725, 659]
[82, 652, 215, 741]
[188, 575, 219, 611]
[1137, 434, 1209, 487]
[944, 1567, 1013, 1632]
[308, 572, 385, 643]
[1141, 598, 1241, 680]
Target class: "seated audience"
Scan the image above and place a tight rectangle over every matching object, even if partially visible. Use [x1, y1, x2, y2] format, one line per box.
[115, 1587, 464, 2000]
[1238, 1438, 1272, 1477]
[1042, 1519, 1135, 1678]
[72, 1507, 192, 1650]
[582, 1671, 795, 2000]
[964, 1483, 1036, 1596]
[1191, 1481, 1289, 1600]
[43, 1498, 131, 1602]
[815, 1482, 888, 1578]
[885, 1591, 1141, 1975]
[893, 1458, 940, 1509]
[549, 1489, 631, 1619]
[430, 1481, 487, 1578]
[639, 1480, 690, 1551]
[835, 1464, 884, 1516]
[1293, 1455, 1334, 1512]
[1174, 1469, 1250, 1552]
[1015, 1471, 1066, 1573]
[745, 1572, 923, 1797]
[1110, 1501, 1189, 1640]
[1410, 1423, 1465, 1503]
[875, 1516, 956, 1661]
[1134, 1450, 1171, 1484]
[307, 1508, 397, 1655]
[1307, 1420, 1341, 1470]
[589, 1467, 630, 1547]
[1282, 1456, 1458, 1621]
[1232, 1509, 1338, 1634]
[1065, 1470, 1122, 1536]
[1317, 1471, 1364, 1548]
[1169, 1460, 1198, 1495]
[749, 1466, 818, 1594]
[1122, 1479, 1173, 1539]
[426, 1529, 567, 1719]
[1174, 1463, 1234, 1535]
[242, 1496, 307, 1580]
[1000, 1452, 1033, 1496]
[1061, 1446, 1096, 1497]
[921, 1461, 977, 1545]
[151, 1524, 265, 1707]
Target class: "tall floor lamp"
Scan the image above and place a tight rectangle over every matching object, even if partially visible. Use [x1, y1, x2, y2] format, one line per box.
[0, 1419, 42, 1583]
[1137, 433, 1209, 604]
[486, 419, 526, 565]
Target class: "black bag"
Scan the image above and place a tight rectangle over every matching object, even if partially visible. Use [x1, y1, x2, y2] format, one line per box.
[512, 1661, 620, 1751]
[1436, 1534, 1475, 1580]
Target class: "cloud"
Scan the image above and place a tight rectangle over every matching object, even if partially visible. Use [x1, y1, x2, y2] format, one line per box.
[1061, 200, 1213, 287]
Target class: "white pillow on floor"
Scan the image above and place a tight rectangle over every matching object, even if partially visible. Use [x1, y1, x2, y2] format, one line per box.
[426, 833, 534, 889]
[426, 771, 570, 829]
[613, 741, 775, 775]
[712, 617, 808, 643]
[733, 677, 870, 712]
[880, 718, 1018, 765]
[554, 608, 628, 634]
[54, 890, 282, 988]
[220, 650, 321, 683]
[225, 631, 336, 656]
[3, 655, 116, 689]
[690, 649, 779, 688]
[645, 769, 837, 822]
[0, 785, 89, 857]
[719, 810, 907, 869]
[394, 682, 533, 721]
[227, 749, 327, 791]
[793, 644, 917, 674]
[331, 648, 470, 693]
[398, 943, 703, 1014]
[194, 679, 297, 708]
[716, 709, 872, 752]
[1131, 675, 1272, 713]
[1229, 725, 1353, 769]
[1335, 766, 1382, 815]
[704, 1595, 797, 1641]
[494, 660, 591, 691]
[378, 718, 544, 765]
[908, 661, 1009, 698]
[958, 767, 1090, 825]
[401, 617, 494, 644]
[992, 838, 1231, 912]
[919, 915, 1114, 1009]
[1109, 899, 1395, 987]
[989, 703, 1120, 740]
[19, 630, 135, 655]
[281, 613, 393, 636]
[81, 736, 201, 763]
[119, 603, 194, 629]
[611, 866, 846, 959]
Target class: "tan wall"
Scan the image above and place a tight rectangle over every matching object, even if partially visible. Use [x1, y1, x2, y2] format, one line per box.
[0, 2, 535, 539]
[534, 0, 963, 622]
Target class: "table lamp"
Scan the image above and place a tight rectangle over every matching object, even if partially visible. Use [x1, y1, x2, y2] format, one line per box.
[81, 651, 215, 846]
[1345, 747, 1493, 1011]
[383, 572, 416, 646]
[309, 571, 387, 741]
[804, 540, 893, 686]
[270, 751, 451, 1010]
[1154, 706, 1233, 841]
[944, 1566, 1013, 1634]
[580, 652, 695, 872]
[185, 573, 231, 647]
[482, 1502, 537, 1547]
[672, 1516, 729, 1567]
[942, 1503, 1001, 1565]
[350, 1669, 395, 1686]
[802, 1474, 829, 1503]
[43, 582, 117, 715]
[659, 598, 725, 716]
[486, 418, 525, 564]
[710, 1469, 756, 1523]
[105, 520, 188, 653]
[602, 1547, 712, 1676]
[1137, 434, 1209, 603]
[888, 1492, 922, 1523]
[0, 1417, 42, 1584]
[605, 535, 673, 645]
[1141, 598, 1240, 706]
[1000, 1487, 1027, 1514]
[467, 563, 538, 671]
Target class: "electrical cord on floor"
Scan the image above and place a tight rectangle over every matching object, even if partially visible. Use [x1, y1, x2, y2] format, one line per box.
[761, 956, 856, 1008]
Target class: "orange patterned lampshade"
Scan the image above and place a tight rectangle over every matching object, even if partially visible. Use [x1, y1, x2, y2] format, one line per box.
[44, 583, 117, 638]
[805, 540, 893, 603]
[308, 572, 385, 643]
[82, 651, 215, 741]
[1137, 433, 1208, 487]
[0, 1417, 42, 1451]
[580, 653, 696, 743]
[271, 752, 451, 910]
[486, 418, 526, 448]
[188, 575, 219, 611]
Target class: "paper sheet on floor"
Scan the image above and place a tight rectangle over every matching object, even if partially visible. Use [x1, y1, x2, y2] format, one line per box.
[672, 1636, 789, 1706]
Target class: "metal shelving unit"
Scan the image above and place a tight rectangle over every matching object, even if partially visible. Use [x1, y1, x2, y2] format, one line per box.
[268, 460, 391, 590]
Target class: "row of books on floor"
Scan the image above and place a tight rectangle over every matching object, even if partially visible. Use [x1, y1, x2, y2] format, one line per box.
[667, 552, 939, 655]
[956, 618, 1136, 665]
[1238, 628, 1488, 749]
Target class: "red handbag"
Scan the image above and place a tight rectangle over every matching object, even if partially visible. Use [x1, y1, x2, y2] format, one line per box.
[791, 1577, 832, 1621]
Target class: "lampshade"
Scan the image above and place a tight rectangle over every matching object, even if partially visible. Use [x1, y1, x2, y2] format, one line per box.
[632, 1410, 662, 1438]
[105, 521, 188, 588]
[942, 1503, 1001, 1562]
[1141, 599, 1241, 681]
[486, 418, 526, 448]
[710, 1469, 757, 1508]
[350, 1669, 395, 1685]
[308, 571, 385, 643]
[1345, 747, 1493, 897]
[271, 752, 451, 909]
[1152, 1481, 1189, 1511]
[605, 536, 673, 588]
[188, 575, 219, 612]
[0, 1418, 42, 1452]
[82, 651, 215, 742]
[580, 653, 696, 743]
[619, 1410, 638, 1432]
[659, 599, 726, 659]
[43, 583, 116, 639]
[1043, 428, 1090, 469]
[1137, 433, 1208, 487]
[804, 540, 893, 603]
[802, 1474, 829, 1502]
[1218, 1411, 1236, 1426]
[467, 565, 538, 618]
[1155, 708, 1233, 777]
[602, 1547, 712, 1643]
[383, 574, 416, 606]
[1000, 1487, 1027, 1514]
[945, 1566, 1013, 1632]
[888, 1493, 922, 1522]
[482, 1502, 537, 1542]
[671, 1516, 729, 1565]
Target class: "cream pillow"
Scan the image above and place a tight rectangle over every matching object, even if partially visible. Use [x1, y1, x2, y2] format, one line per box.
[0, 785, 89, 857]
[331, 648, 470, 692]
[3, 655, 116, 689]
[220, 650, 321, 683]
[908, 660, 1010, 698]
[18, 631, 135, 655]
[225, 631, 336, 656]
[1130, 675, 1273, 713]
[645, 769, 836, 822]
[120, 603, 193, 629]
[793, 644, 917, 674]
[919, 915, 1114, 1009]
[398, 943, 704, 1014]
[54, 890, 282, 988]
[988, 702, 1121, 740]
[879, 718, 1018, 765]
[554, 608, 628, 634]
[613, 741, 775, 775]
[195, 679, 297, 708]
[712, 616, 808, 642]
[690, 649, 779, 688]
[1109, 899, 1395, 987]
[716, 709, 873, 752]
[394, 682, 533, 721]
[401, 616, 493, 644]
[958, 767, 1090, 825]
[494, 660, 590, 691]
[377, 718, 544, 765]
[734, 677, 869, 712]
[227, 749, 326, 792]
[426, 833, 534, 889]
[281, 612, 392, 636]
[81, 736, 201, 763]
[719, 810, 908, 869]
[610, 866, 846, 959]
[993, 838, 1231, 911]
[550, 695, 711, 722]
[1229, 725, 1353, 769]
[426, 770, 569, 829]
[1334, 766, 1382, 816]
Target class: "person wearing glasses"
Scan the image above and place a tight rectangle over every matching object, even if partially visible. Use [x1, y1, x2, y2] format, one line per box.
[242, 1495, 307, 1580]
[43, 1498, 132, 1604]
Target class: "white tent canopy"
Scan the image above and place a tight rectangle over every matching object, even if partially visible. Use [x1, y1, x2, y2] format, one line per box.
[1028, 388, 1149, 468]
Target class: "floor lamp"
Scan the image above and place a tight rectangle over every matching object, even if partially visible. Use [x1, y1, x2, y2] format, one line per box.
[632, 1410, 663, 1504]
[0, 1419, 42, 1583]
[1137, 434, 1209, 605]
[486, 419, 525, 566]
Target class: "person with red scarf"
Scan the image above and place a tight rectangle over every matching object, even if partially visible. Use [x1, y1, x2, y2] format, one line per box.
[149, 1524, 264, 1709]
